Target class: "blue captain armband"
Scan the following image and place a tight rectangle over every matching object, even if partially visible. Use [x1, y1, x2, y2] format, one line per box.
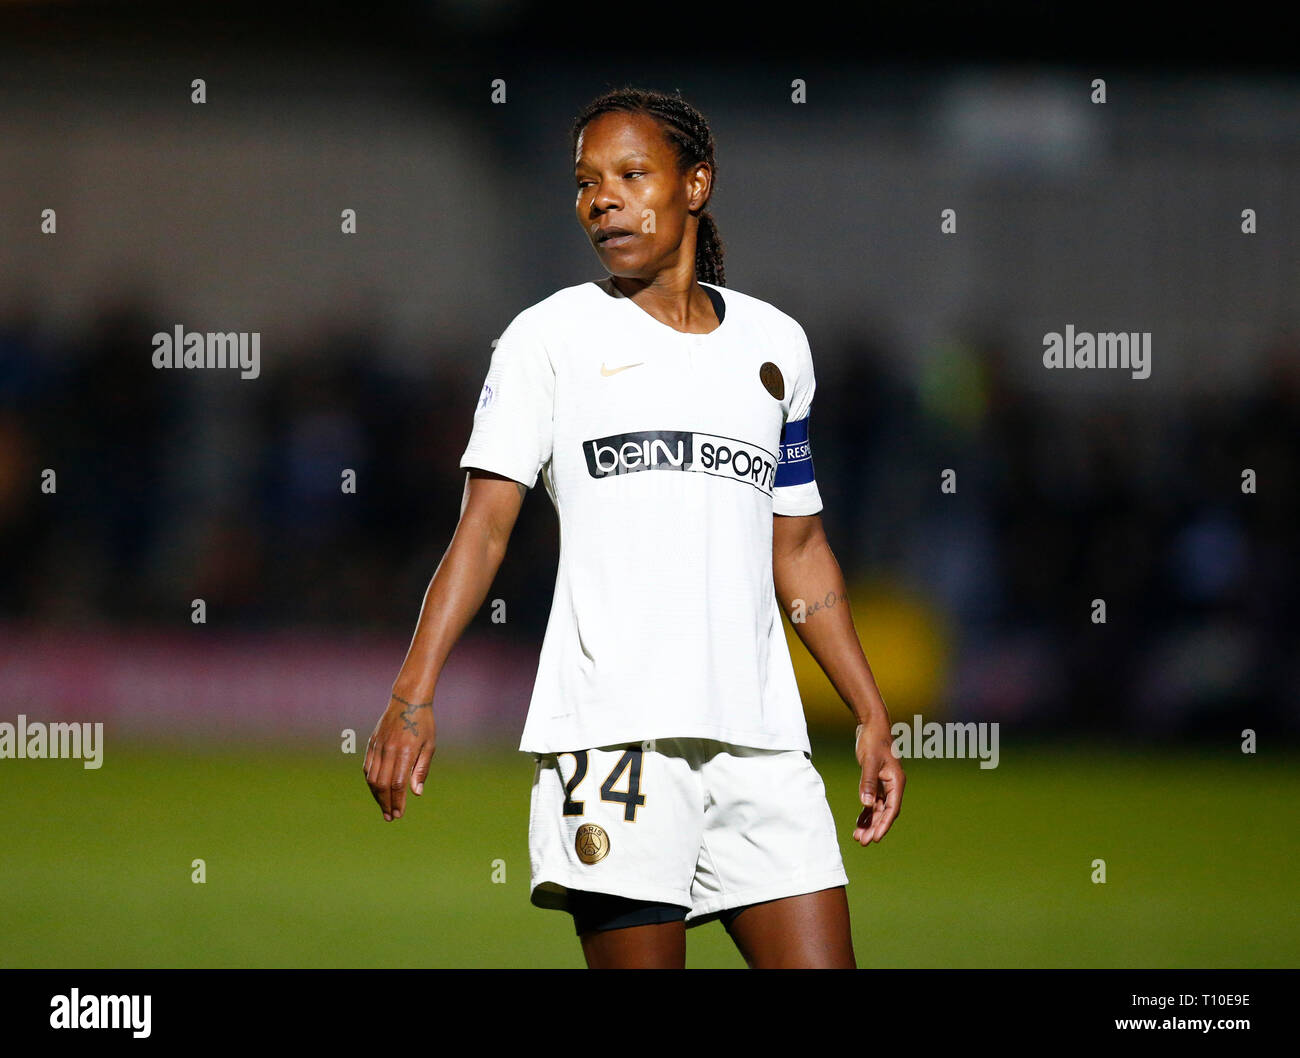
[774, 411, 816, 487]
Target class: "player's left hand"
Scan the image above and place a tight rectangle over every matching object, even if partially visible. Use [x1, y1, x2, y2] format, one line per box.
[852, 717, 904, 846]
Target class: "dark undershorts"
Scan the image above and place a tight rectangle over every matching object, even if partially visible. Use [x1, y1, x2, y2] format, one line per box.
[568, 890, 752, 935]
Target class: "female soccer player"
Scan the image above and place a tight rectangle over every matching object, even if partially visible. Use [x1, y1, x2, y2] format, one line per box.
[364, 87, 904, 969]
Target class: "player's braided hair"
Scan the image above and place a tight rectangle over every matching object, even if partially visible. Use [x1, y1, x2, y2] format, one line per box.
[572, 86, 726, 287]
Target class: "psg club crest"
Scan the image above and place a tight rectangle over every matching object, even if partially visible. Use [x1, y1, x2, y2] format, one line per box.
[759, 361, 784, 400]
[575, 823, 610, 864]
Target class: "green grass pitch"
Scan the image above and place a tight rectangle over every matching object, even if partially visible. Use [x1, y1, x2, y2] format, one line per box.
[0, 738, 1294, 968]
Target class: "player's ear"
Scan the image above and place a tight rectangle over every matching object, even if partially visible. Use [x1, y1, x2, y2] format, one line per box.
[688, 163, 710, 210]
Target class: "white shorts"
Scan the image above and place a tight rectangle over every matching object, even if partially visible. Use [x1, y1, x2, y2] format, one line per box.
[527, 737, 849, 926]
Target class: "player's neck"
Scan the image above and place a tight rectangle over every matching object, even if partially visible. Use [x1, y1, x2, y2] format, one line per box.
[600, 276, 719, 333]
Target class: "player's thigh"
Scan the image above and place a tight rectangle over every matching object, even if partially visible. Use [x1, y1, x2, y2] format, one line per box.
[568, 888, 690, 969]
[724, 886, 854, 969]
[579, 918, 687, 969]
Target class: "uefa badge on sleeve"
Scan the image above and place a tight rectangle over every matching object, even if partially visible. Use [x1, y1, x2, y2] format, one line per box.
[575, 823, 610, 864]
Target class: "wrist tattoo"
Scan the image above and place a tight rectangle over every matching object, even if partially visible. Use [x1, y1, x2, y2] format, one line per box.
[391, 693, 433, 734]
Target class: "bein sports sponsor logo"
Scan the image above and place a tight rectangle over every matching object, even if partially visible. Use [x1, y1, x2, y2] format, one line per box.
[582, 429, 776, 494]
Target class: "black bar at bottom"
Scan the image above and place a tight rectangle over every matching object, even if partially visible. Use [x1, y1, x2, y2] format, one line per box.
[0, 968, 1290, 1046]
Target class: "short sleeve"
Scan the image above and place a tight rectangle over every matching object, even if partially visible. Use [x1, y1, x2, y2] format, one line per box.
[772, 318, 823, 516]
[459, 308, 555, 489]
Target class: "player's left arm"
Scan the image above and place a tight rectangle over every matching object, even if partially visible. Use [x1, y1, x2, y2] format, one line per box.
[772, 512, 905, 846]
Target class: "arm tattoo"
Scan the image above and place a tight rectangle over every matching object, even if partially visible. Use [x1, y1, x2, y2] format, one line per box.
[391, 693, 433, 735]
[791, 589, 850, 619]
[516, 482, 527, 501]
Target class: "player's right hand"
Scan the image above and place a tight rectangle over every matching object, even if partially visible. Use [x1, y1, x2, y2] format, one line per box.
[363, 692, 437, 822]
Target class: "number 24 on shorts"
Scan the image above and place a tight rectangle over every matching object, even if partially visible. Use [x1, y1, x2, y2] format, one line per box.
[559, 748, 647, 822]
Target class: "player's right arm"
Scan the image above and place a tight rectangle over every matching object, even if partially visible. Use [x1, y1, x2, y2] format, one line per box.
[363, 468, 527, 821]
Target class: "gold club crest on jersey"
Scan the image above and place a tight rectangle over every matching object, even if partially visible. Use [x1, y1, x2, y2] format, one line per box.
[575, 823, 610, 864]
[759, 361, 784, 400]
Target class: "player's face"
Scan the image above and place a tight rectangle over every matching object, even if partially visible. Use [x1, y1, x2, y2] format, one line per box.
[574, 110, 709, 279]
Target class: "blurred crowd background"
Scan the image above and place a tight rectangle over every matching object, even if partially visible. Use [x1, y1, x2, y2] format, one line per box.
[0, 4, 1296, 743]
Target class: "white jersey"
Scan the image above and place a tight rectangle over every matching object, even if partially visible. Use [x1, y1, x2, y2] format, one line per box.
[459, 280, 823, 754]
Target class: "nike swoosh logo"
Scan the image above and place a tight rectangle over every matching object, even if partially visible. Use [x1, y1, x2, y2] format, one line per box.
[601, 361, 645, 376]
